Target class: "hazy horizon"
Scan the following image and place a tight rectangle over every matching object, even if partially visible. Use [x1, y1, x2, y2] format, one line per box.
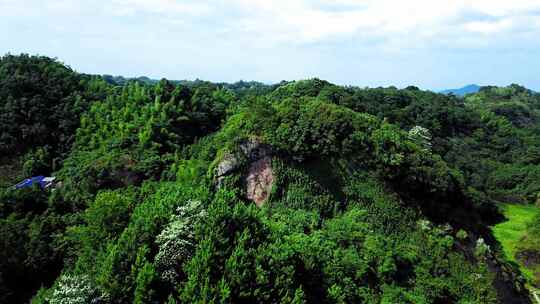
[3, 0, 540, 91]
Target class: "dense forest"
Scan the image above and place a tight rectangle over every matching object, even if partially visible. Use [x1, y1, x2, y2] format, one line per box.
[1, 54, 540, 303]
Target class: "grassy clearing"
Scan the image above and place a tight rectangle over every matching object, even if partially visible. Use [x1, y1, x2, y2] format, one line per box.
[493, 203, 540, 284]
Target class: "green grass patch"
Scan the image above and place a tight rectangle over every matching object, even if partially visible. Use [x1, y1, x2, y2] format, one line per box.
[493, 203, 540, 284]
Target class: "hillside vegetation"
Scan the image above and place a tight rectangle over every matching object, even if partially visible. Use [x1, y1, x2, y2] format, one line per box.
[1, 54, 540, 303]
[493, 204, 540, 287]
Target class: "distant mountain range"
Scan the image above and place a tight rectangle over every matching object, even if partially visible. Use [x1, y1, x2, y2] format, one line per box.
[102, 75, 484, 98]
[440, 84, 481, 96]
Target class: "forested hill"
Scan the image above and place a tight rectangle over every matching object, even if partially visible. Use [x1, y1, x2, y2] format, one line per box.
[1, 54, 540, 304]
[440, 84, 481, 96]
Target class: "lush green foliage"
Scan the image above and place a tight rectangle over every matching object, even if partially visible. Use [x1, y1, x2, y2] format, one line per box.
[493, 204, 540, 286]
[1, 55, 539, 303]
[0, 54, 110, 173]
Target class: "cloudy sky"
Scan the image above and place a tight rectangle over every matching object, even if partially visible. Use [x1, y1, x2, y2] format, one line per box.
[2, 0, 540, 90]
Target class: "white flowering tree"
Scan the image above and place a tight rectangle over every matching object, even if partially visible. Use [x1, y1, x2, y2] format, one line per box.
[408, 125, 432, 152]
[48, 274, 100, 304]
[154, 199, 206, 286]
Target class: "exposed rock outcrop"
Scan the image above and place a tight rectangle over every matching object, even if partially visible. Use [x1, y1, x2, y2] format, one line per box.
[246, 156, 274, 207]
[215, 154, 241, 179]
[215, 139, 274, 206]
[516, 249, 540, 269]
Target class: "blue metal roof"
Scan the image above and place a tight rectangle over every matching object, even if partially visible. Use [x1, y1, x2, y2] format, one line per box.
[14, 176, 46, 189]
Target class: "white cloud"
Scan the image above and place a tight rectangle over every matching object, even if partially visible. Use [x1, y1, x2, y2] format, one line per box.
[224, 0, 540, 47]
[5, 0, 540, 48]
[2, 0, 540, 89]
[463, 19, 513, 34]
[110, 0, 211, 16]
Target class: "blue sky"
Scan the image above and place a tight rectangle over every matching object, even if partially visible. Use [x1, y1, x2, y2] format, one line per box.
[2, 0, 540, 90]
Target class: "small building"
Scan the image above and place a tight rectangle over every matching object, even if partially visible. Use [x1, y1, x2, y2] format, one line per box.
[14, 176, 56, 190]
